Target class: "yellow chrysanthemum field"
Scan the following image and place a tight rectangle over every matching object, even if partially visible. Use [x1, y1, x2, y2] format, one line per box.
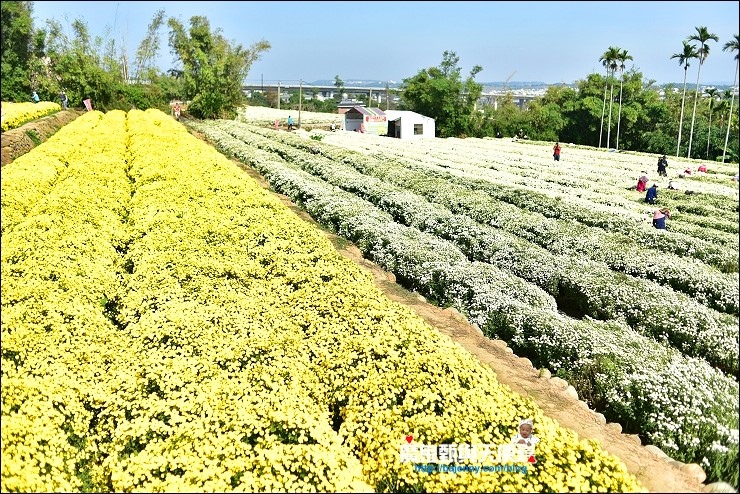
[1, 109, 647, 492]
[1, 101, 61, 132]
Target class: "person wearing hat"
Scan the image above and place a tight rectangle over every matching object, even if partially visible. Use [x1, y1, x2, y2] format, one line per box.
[645, 183, 658, 205]
[636, 171, 649, 192]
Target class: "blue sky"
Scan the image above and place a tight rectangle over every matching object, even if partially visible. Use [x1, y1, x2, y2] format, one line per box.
[31, 1, 739, 86]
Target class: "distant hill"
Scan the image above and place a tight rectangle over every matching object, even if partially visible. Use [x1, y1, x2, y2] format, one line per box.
[308, 79, 735, 92]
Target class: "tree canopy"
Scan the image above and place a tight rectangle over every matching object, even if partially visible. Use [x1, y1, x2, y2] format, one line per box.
[399, 51, 483, 137]
[167, 15, 269, 119]
[1, 1, 34, 101]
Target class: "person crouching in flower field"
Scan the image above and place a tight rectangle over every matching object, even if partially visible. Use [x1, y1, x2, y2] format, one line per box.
[636, 171, 649, 192]
[653, 208, 671, 230]
[645, 183, 658, 205]
[511, 419, 540, 447]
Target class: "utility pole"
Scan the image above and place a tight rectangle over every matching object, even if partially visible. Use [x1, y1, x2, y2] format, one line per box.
[385, 81, 389, 110]
[277, 81, 281, 110]
[298, 79, 302, 129]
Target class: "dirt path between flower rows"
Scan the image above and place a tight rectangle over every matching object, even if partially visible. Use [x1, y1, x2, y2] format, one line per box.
[232, 160, 716, 493]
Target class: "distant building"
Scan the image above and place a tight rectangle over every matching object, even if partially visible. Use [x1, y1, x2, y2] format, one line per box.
[385, 110, 435, 139]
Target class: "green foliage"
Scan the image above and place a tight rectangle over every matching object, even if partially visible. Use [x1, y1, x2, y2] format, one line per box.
[167, 15, 270, 119]
[24, 128, 41, 146]
[1, 0, 34, 101]
[333, 75, 344, 101]
[399, 51, 483, 138]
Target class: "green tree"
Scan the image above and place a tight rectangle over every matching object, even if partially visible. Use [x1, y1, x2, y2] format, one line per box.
[133, 9, 165, 83]
[524, 98, 566, 142]
[167, 15, 269, 119]
[615, 48, 633, 150]
[670, 40, 699, 156]
[399, 50, 483, 137]
[333, 74, 344, 101]
[721, 34, 739, 163]
[38, 17, 123, 110]
[704, 87, 718, 159]
[686, 26, 718, 158]
[1, 1, 34, 101]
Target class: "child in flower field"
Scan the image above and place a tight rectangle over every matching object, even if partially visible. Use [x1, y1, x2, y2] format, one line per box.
[511, 419, 540, 447]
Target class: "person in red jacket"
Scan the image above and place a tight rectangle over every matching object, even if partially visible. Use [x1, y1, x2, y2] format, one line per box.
[636, 171, 649, 192]
[553, 142, 561, 161]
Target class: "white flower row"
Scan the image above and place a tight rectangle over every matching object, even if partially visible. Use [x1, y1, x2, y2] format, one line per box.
[319, 129, 739, 258]
[245, 123, 740, 318]
[211, 120, 738, 373]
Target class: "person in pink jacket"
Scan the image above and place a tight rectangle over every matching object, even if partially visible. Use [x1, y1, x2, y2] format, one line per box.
[652, 208, 671, 229]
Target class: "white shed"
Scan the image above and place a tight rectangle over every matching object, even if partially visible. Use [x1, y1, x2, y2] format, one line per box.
[343, 106, 387, 135]
[384, 110, 435, 139]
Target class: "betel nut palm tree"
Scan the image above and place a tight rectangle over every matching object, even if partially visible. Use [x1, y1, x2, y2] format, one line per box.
[704, 87, 718, 159]
[598, 46, 620, 149]
[722, 34, 739, 164]
[671, 41, 699, 157]
[615, 48, 633, 151]
[605, 46, 621, 149]
[686, 26, 719, 159]
[598, 51, 610, 148]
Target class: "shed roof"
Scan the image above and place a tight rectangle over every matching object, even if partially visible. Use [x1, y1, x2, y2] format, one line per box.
[384, 109, 433, 121]
[346, 106, 386, 117]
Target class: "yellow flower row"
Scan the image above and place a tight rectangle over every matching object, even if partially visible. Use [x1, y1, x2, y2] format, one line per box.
[1, 111, 106, 235]
[2, 110, 132, 492]
[0, 101, 61, 132]
[1, 109, 644, 492]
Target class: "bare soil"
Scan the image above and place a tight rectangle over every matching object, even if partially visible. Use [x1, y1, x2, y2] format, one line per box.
[1, 110, 83, 167]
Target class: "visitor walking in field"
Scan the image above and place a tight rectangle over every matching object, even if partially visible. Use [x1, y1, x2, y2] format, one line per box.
[652, 208, 671, 229]
[287, 115, 294, 130]
[553, 142, 561, 161]
[59, 91, 68, 110]
[32, 91, 39, 103]
[657, 155, 668, 177]
[645, 183, 658, 205]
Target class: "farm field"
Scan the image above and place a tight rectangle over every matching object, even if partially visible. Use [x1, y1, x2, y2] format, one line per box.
[188, 113, 739, 490]
[1, 108, 664, 493]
